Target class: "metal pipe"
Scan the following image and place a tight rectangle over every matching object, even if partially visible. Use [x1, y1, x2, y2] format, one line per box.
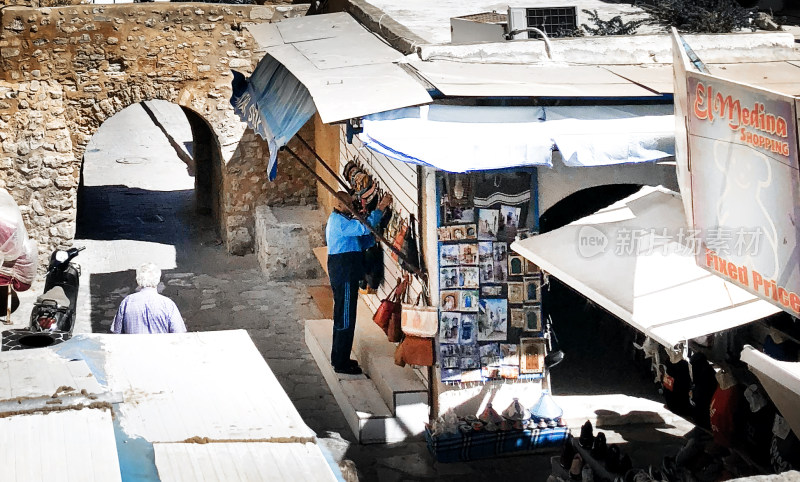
[281, 145, 426, 280]
[295, 134, 351, 193]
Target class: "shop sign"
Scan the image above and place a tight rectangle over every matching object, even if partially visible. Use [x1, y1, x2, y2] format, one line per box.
[687, 71, 800, 316]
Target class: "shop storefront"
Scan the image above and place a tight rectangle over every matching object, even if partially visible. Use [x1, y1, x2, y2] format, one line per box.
[227, 11, 799, 472]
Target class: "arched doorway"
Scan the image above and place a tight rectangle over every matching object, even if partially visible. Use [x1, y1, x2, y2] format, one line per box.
[74, 100, 222, 334]
[538, 184, 658, 397]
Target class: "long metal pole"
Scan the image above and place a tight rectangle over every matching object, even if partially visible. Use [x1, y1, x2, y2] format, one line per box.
[281, 144, 426, 280]
[295, 134, 351, 192]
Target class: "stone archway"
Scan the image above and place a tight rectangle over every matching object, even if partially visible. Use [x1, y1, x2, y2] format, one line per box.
[0, 3, 316, 261]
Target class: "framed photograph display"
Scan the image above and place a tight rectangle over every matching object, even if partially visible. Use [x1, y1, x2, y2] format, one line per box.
[450, 225, 467, 241]
[440, 313, 460, 343]
[478, 209, 500, 240]
[500, 343, 519, 366]
[459, 314, 477, 344]
[523, 304, 542, 333]
[507, 282, 524, 304]
[477, 298, 508, 342]
[459, 290, 479, 311]
[481, 285, 503, 297]
[500, 365, 520, 379]
[524, 276, 542, 303]
[459, 244, 478, 265]
[446, 206, 475, 224]
[480, 343, 501, 367]
[440, 290, 460, 311]
[508, 255, 525, 276]
[439, 244, 460, 267]
[500, 205, 521, 231]
[510, 308, 525, 328]
[440, 267, 459, 289]
[459, 266, 480, 288]
[520, 337, 547, 374]
[438, 226, 452, 242]
[492, 243, 508, 282]
[442, 368, 462, 383]
[525, 259, 541, 275]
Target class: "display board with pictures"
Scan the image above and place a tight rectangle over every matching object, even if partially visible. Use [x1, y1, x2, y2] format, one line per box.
[437, 171, 545, 384]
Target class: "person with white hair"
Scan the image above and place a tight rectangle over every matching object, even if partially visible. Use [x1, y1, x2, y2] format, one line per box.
[111, 263, 186, 334]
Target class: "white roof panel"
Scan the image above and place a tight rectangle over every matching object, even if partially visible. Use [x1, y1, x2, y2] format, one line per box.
[100, 330, 315, 443]
[154, 442, 337, 482]
[407, 61, 660, 97]
[0, 349, 105, 400]
[246, 13, 432, 123]
[0, 409, 121, 482]
[511, 186, 780, 349]
[267, 43, 431, 123]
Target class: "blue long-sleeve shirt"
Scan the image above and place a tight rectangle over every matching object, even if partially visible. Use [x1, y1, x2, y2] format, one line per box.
[326, 209, 383, 255]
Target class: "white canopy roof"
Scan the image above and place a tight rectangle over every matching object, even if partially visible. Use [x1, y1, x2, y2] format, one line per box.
[245, 13, 432, 124]
[360, 104, 674, 172]
[510, 186, 780, 349]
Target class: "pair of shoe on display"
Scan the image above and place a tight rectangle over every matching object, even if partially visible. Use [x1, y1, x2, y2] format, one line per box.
[333, 359, 363, 375]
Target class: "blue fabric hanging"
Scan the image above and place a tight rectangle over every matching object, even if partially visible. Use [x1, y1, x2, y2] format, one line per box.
[230, 54, 317, 181]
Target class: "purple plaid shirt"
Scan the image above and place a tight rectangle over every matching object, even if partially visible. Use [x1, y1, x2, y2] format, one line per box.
[111, 287, 186, 334]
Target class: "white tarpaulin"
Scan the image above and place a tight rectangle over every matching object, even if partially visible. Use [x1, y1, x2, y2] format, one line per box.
[360, 104, 674, 172]
[510, 186, 780, 349]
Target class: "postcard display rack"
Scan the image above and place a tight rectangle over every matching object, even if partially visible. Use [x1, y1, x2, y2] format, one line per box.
[428, 171, 567, 462]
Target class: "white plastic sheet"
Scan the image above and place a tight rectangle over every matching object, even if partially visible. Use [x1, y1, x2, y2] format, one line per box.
[0, 189, 27, 263]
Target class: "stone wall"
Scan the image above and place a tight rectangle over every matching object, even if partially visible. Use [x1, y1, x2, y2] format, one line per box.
[0, 3, 315, 261]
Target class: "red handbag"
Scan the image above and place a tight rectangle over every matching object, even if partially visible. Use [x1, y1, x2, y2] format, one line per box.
[373, 278, 405, 332]
[386, 276, 409, 342]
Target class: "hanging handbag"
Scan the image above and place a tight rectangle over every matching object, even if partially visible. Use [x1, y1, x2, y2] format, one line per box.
[394, 335, 434, 367]
[373, 277, 403, 332]
[399, 214, 420, 273]
[391, 219, 408, 262]
[401, 293, 438, 338]
[387, 274, 409, 342]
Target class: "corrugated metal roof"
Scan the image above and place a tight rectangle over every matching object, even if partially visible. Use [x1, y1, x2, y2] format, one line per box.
[246, 13, 432, 123]
[0, 409, 121, 482]
[154, 442, 337, 481]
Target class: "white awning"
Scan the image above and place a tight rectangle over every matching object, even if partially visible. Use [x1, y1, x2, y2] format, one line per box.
[407, 61, 666, 97]
[741, 345, 800, 438]
[510, 186, 780, 349]
[245, 13, 432, 124]
[360, 104, 674, 172]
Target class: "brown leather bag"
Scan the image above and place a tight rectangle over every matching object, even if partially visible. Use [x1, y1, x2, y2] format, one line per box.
[373, 278, 402, 331]
[394, 335, 434, 367]
[386, 275, 409, 342]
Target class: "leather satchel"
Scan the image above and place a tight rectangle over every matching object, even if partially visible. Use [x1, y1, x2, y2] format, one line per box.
[391, 219, 408, 262]
[401, 293, 437, 338]
[386, 275, 409, 342]
[373, 278, 403, 332]
[394, 335, 434, 367]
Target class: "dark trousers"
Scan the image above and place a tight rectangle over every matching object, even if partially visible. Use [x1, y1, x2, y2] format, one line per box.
[331, 278, 359, 369]
[328, 251, 364, 369]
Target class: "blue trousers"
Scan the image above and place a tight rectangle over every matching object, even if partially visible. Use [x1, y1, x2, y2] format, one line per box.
[328, 252, 363, 369]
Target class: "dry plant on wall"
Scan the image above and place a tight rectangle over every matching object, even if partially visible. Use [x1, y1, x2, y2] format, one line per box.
[581, 9, 646, 35]
[638, 0, 757, 33]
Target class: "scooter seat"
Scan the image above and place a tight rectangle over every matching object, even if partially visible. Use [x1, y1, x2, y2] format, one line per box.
[37, 286, 71, 308]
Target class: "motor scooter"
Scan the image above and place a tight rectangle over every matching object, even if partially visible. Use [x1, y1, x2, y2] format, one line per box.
[29, 246, 84, 334]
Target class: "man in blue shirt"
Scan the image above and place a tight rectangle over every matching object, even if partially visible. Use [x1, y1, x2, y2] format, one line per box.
[111, 263, 186, 335]
[326, 191, 392, 374]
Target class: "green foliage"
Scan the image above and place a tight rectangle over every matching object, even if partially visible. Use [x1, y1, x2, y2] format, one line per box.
[581, 9, 645, 35]
[639, 0, 757, 33]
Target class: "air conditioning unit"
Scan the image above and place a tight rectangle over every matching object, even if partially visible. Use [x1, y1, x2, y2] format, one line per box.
[507, 6, 579, 39]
